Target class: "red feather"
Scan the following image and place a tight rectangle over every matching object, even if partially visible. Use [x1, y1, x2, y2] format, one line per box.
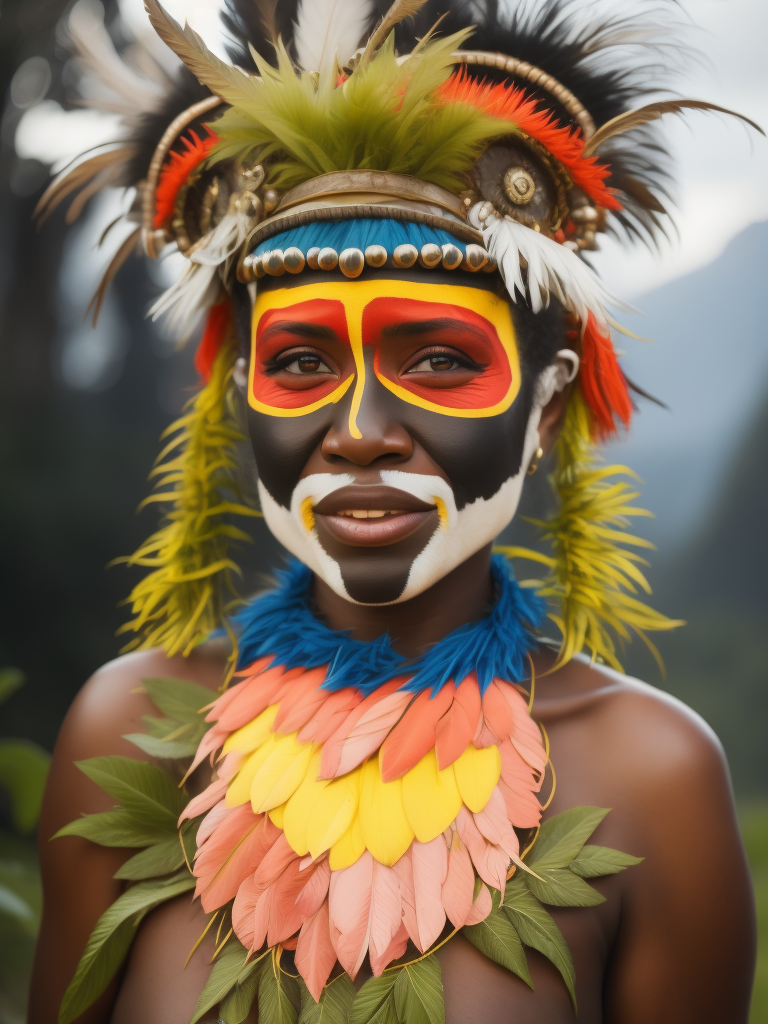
[437, 73, 621, 211]
[579, 313, 633, 440]
[194, 300, 232, 383]
[379, 685, 454, 782]
[154, 127, 218, 229]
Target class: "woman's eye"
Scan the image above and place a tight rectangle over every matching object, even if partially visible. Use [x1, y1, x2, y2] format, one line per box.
[281, 354, 333, 375]
[408, 355, 463, 373]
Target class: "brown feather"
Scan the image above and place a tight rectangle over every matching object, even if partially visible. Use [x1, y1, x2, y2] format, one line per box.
[86, 226, 141, 326]
[584, 98, 764, 157]
[613, 173, 667, 214]
[360, 0, 430, 66]
[65, 164, 125, 224]
[254, 0, 280, 45]
[143, 0, 256, 101]
[410, 12, 450, 56]
[35, 147, 135, 223]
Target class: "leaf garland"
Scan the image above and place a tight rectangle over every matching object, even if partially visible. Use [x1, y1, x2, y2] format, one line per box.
[123, 675, 214, 760]
[299, 976, 357, 1023]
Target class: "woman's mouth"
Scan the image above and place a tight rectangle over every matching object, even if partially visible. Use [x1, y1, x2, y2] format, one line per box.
[312, 486, 439, 547]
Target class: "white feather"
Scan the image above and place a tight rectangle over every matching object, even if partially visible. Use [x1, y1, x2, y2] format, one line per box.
[293, 0, 375, 73]
[469, 203, 635, 329]
[149, 261, 219, 340]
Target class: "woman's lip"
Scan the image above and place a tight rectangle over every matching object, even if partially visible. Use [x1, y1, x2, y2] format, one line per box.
[313, 484, 435, 517]
[316, 509, 437, 547]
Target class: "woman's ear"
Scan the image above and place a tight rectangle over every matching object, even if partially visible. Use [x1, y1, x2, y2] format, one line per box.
[536, 349, 579, 454]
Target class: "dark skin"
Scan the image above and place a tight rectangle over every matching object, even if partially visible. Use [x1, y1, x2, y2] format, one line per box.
[29, 271, 756, 1023]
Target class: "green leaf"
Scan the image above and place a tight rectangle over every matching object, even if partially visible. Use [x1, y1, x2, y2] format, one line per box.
[0, 738, 50, 832]
[141, 677, 214, 724]
[220, 968, 260, 1024]
[349, 972, 398, 1024]
[527, 806, 610, 870]
[259, 954, 301, 1024]
[76, 756, 186, 829]
[0, 668, 24, 705]
[502, 885, 577, 1010]
[463, 907, 531, 987]
[393, 955, 445, 1024]
[113, 836, 184, 880]
[124, 731, 202, 760]
[191, 940, 260, 1024]
[59, 869, 195, 1024]
[298, 975, 356, 1023]
[570, 845, 643, 878]
[53, 810, 164, 848]
[524, 867, 606, 908]
[0, 880, 34, 923]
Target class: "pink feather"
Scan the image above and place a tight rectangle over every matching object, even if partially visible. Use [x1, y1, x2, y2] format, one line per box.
[328, 851, 374, 978]
[195, 799, 232, 846]
[185, 723, 229, 776]
[435, 676, 482, 770]
[272, 667, 329, 734]
[392, 849, 420, 951]
[333, 690, 412, 777]
[232, 872, 262, 950]
[411, 837, 448, 951]
[456, 807, 508, 894]
[252, 833, 298, 890]
[473, 787, 519, 860]
[194, 807, 280, 913]
[268, 857, 311, 945]
[217, 666, 304, 732]
[368, 861, 403, 965]
[465, 882, 493, 925]
[298, 687, 361, 744]
[201, 656, 271, 718]
[495, 681, 547, 773]
[320, 680, 406, 779]
[179, 776, 228, 823]
[379, 686, 453, 782]
[295, 858, 331, 918]
[481, 681, 513, 742]
[295, 902, 338, 1001]
[441, 835, 476, 929]
[369, 921, 409, 977]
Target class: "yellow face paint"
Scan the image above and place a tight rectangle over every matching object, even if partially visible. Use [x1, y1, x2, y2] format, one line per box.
[249, 279, 521, 439]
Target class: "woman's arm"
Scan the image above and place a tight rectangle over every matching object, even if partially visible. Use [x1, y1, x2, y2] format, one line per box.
[27, 648, 223, 1024]
[603, 689, 756, 1023]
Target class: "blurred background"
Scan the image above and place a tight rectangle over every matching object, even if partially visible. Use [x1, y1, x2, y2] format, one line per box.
[0, 0, 766, 1020]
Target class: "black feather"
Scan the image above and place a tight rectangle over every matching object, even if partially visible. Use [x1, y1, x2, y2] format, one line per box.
[222, 0, 302, 69]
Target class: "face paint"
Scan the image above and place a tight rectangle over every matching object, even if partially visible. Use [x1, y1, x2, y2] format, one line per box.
[246, 276, 576, 606]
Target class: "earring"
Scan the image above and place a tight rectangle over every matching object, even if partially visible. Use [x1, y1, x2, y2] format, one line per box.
[527, 446, 544, 476]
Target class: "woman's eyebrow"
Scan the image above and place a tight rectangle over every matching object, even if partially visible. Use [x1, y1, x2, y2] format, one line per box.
[260, 320, 339, 341]
[381, 317, 488, 340]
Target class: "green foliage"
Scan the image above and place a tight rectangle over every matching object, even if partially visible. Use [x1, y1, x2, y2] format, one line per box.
[59, 869, 195, 1024]
[570, 845, 643, 878]
[124, 676, 213, 759]
[349, 971, 398, 1024]
[299, 975, 356, 1023]
[191, 939, 263, 1024]
[526, 806, 610, 870]
[393, 956, 445, 1024]
[740, 804, 768, 1024]
[463, 907, 531, 985]
[259, 950, 301, 1024]
[502, 885, 576, 1008]
[0, 668, 50, 833]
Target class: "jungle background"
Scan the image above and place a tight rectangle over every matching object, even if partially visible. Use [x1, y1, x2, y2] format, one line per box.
[0, 0, 766, 1021]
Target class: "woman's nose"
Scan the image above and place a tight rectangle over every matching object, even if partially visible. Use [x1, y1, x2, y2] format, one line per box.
[321, 369, 413, 467]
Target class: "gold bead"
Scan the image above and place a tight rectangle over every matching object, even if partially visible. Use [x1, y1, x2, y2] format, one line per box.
[339, 248, 365, 278]
[253, 254, 265, 278]
[392, 243, 418, 268]
[503, 167, 536, 206]
[441, 243, 463, 270]
[283, 247, 306, 274]
[364, 245, 388, 268]
[237, 254, 255, 283]
[482, 255, 498, 273]
[263, 188, 279, 213]
[307, 247, 321, 270]
[418, 243, 443, 269]
[317, 247, 339, 271]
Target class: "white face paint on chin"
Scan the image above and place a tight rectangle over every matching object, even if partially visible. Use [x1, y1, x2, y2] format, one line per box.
[258, 351, 579, 606]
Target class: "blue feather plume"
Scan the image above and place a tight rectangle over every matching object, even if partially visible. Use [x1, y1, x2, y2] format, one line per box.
[253, 217, 467, 259]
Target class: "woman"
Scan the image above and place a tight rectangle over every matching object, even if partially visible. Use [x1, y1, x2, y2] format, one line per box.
[29, 1, 756, 1022]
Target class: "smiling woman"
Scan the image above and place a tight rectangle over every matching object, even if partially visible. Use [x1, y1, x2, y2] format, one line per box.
[28, 1, 757, 1023]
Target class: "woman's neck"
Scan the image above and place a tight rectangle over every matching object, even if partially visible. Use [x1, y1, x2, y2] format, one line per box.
[311, 544, 494, 659]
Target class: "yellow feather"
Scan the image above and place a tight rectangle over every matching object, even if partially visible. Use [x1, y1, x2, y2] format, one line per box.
[268, 803, 286, 829]
[305, 767, 362, 860]
[359, 757, 415, 867]
[401, 749, 462, 843]
[225, 734, 278, 807]
[250, 733, 315, 813]
[222, 705, 279, 755]
[453, 744, 501, 813]
[329, 815, 366, 871]
[282, 748, 325, 856]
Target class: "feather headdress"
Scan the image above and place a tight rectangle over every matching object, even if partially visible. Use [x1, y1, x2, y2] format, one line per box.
[37, 0, 760, 667]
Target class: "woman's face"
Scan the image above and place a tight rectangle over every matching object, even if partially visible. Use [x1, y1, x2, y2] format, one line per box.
[243, 268, 572, 605]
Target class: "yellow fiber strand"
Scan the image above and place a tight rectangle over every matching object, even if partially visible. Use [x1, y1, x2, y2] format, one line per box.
[500, 388, 683, 672]
[185, 911, 219, 969]
[114, 339, 259, 662]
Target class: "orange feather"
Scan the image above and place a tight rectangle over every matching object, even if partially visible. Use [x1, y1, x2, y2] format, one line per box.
[320, 679, 406, 779]
[435, 676, 482, 770]
[580, 313, 633, 440]
[194, 806, 278, 913]
[298, 687, 362, 744]
[464, 882, 493, 925]
[295, 902, 338, 1000]
[379, 685, 454, 782]
[154, 127, 218, 228]
[272, 667, 329, 734]
[333, 690, 412, 778]
[369, 921, 409, 977]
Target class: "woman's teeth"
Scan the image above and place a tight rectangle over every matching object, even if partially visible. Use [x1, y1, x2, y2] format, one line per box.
[336, 509, 406, 519]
